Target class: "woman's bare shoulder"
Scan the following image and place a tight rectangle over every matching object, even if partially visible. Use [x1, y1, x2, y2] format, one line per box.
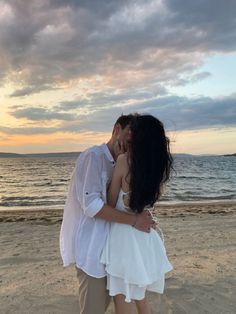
[116, 154, 129, 184]
[116, 153, 128, 167]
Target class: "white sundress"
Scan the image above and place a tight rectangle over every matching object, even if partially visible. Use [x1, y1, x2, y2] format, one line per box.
[100, 189, 173, 302]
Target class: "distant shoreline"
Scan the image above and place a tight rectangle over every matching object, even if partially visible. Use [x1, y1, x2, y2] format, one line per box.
[0, 152, 81, 158]
[0, 152, 235, 158]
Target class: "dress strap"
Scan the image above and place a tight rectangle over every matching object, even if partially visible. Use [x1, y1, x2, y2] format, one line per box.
[121, 189, 130, 196]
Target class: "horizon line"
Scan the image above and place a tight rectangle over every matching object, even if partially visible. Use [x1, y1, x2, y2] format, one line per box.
[0, 151, 235, 157]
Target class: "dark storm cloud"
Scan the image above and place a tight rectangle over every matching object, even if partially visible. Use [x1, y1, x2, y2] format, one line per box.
[0, 0, 235, 94]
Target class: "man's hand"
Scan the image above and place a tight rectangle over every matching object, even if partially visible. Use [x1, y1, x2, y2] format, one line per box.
[113, 139, 125, 160]
[133, 211, 156, 233]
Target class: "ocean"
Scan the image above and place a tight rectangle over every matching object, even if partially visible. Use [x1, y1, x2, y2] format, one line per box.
[0, 155, 235, 211]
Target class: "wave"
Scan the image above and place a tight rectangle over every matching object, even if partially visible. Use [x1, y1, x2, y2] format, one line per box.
[162, 194, 236, 202]
[175, 175, 219, 180]
[0, 155, 235, 209]
[0, 200, 65, 207]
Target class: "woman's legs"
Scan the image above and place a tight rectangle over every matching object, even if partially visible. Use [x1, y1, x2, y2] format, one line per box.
[114, 294, 133, 314]
[135, 295, 151, 314]
[113, 294, 151, 314]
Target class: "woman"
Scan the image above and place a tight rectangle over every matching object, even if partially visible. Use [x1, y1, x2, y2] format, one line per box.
[100, 114, 173, 314]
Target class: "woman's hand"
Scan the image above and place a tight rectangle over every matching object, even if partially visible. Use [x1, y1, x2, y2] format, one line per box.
[113, 140, 125, 160]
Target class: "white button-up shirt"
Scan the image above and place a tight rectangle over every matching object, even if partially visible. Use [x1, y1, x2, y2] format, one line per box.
[60, 144, 115, 278]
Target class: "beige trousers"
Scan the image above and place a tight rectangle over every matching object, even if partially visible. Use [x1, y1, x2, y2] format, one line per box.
[76, 267, 111, 314]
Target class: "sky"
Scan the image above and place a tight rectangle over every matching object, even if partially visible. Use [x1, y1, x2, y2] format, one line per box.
[0, 0, 236, 155]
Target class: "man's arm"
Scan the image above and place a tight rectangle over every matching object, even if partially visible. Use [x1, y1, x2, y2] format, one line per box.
[76, 150, 154, 232]
[96, 154, 154, 232]
[95, 204, 154, 233]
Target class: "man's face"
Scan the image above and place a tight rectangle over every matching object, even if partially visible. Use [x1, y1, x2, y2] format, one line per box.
[116, 124, 132, 151]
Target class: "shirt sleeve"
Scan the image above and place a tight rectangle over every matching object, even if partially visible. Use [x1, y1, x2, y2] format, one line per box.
[75, 151, 105, 217]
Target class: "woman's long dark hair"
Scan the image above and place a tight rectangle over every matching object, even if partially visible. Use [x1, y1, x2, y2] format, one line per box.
[128, 114, 173, 213]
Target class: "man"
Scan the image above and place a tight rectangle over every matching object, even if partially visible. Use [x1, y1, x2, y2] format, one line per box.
[60, 114, 155, 314]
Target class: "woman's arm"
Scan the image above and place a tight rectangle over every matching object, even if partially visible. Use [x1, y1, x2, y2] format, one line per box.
[107, 154, 126, 207]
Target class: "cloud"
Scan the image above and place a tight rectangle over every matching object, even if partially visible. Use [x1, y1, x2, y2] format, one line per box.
[1, 0, 235, 143]
[0, 0, 235, 94]
[67, 94, 236, 132]
[56, 100, 90, 111]
[5, 94, 236, 134]
[9, 85, 61, 97]
[0, 126, 59, 135]
[10, 107, 77, 121]
[167, 71, 212, 87]
[165, 0, 236, 52]
[56, 86, 168, 111]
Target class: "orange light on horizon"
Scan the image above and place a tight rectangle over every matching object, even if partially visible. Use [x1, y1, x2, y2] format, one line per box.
[0, 127, 235, 155]
[0, 131, 111, 154]
[169, 127, 236, 155]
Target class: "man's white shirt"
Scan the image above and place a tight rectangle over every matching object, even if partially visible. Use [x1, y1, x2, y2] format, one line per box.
[60, 143, 115, 278]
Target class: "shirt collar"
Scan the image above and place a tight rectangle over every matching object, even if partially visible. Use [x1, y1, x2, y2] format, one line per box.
[102, 143, 114, 163]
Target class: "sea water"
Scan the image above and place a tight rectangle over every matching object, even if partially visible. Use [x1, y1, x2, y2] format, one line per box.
[0, 155, 235, 211]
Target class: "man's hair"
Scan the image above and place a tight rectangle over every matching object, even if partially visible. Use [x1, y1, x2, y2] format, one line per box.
[114, 114, 137, 130]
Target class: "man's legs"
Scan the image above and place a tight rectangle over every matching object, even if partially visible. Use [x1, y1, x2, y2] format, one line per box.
[76, 267, 111, 314]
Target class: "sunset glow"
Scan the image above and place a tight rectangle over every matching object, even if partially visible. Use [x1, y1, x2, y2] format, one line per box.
[0, 1, 235, 154]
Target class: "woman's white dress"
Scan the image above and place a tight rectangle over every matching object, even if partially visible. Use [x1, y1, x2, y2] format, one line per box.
[100, 189, 173, 302]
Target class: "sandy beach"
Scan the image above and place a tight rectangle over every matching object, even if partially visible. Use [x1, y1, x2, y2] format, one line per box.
[0, 202, 236, 314]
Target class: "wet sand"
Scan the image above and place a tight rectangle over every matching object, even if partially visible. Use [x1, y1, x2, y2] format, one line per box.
[0, 202, 235, 313]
